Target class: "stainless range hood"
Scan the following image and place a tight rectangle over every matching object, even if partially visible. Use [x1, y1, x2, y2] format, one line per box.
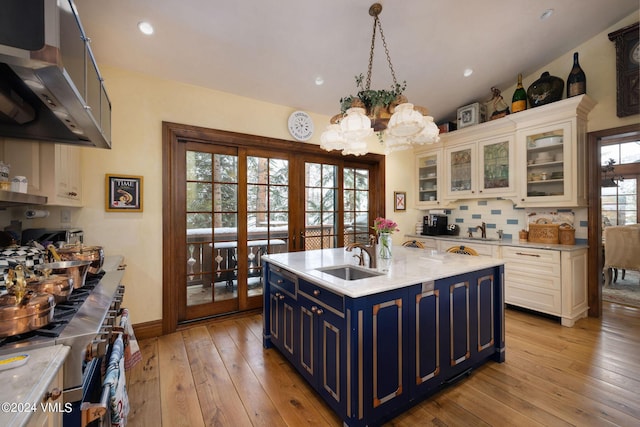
[0, 0, 111, 149]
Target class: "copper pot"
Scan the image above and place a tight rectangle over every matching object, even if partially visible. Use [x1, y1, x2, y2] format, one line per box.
[26, 274, 73, 303]
[0, 291, 55, 337]
[54, 245, 104, 275]
[35, 260, 91, 289]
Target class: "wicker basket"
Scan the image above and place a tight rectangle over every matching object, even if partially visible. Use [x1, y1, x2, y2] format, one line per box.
[558, 224, 576, 245]
[528, 222, 559, 244]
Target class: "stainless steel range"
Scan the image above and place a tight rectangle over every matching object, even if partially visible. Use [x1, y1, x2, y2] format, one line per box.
[0, 256, 125, 426]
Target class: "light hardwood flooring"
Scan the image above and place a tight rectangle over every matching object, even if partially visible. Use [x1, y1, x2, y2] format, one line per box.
[126, 302, 640, 426]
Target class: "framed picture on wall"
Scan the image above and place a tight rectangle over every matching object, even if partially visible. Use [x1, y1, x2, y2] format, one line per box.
[106, 174, 143, 212]
[394, 191, 406, 211]
[608, 22, 640, 117]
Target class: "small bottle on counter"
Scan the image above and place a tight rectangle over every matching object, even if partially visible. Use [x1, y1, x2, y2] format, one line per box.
[566, 52, 586, 97]
[511, 74, 527, 113]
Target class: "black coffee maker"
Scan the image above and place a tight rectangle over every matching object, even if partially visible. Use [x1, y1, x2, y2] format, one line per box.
[422, 214, 448, 236]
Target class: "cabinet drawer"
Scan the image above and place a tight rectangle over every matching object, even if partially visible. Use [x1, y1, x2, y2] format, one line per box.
[501, 247, 560, 273]
[268, 265, 297, 296]
[505, 285, 561, 315]
[298, 279, 344, 314]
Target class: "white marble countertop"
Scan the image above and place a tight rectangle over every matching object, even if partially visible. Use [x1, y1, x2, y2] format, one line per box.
[405, 234, 588, 252]
[262, 246, 504, 298]
[0, 344, 70, 427]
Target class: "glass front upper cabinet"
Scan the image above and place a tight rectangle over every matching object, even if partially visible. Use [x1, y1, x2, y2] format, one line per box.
[446, 144, 475, 198]
[478, 135, 516, 197]
[519, 121, 572, 205]
[444, 134, 515, 199]
[416, 149, 442, 207]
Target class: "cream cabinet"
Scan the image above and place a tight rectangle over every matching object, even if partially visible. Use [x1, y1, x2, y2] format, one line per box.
[502, 245, 588, 327]
[510, 94, 595, 207]
[2, 141, 83, 206]
[440, 120, 516, 201]
[430, 94, 595, 207]
[415, 147, 444, 208]
[26, 366, 64, 427]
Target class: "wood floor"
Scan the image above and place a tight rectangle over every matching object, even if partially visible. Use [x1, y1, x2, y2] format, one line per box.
[125, 302, 640, 426]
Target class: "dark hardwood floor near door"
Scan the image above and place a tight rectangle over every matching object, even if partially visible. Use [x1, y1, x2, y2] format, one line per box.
[126, 302, 640, 426]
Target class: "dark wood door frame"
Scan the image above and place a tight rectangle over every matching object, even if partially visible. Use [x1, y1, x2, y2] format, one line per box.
[586, 123, 640, 317]
[162, 122, 386, 334]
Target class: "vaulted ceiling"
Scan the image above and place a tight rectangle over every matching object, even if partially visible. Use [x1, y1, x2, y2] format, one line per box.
[74, 0, 638, 123]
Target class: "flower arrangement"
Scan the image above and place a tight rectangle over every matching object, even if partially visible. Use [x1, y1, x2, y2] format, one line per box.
[372, 217, 399, 235]
[372, 217, 397, 260]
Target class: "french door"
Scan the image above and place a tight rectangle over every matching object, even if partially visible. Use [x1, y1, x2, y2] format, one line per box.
[163, 123, 384, 329]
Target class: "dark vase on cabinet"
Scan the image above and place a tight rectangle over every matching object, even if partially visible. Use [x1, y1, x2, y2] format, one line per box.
[527, 72, 564, 107]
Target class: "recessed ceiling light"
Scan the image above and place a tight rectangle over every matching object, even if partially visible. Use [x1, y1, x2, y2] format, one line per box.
[315, 76, 324, 86]
[138, 21, 154, 35]
[463, 68, 473, 77]
[540, 9, 554, 20]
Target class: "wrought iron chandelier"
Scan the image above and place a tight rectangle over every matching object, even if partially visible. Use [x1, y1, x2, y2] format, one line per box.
[320, 3, 440, 156]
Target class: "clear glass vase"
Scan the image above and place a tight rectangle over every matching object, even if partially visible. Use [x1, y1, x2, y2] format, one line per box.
[378, 232, 392, 259]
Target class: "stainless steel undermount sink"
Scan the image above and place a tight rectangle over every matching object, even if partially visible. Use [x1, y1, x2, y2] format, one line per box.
[317, 265, 384, 281]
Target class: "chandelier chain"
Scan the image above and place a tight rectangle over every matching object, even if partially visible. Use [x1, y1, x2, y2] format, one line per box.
[365, 14, 399, 91]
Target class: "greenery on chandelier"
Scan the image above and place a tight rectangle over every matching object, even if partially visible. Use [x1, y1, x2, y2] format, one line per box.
[339, 73, 406, 114]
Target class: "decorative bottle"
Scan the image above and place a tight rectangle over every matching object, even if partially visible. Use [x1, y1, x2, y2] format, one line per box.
[566, 52, 586, 97]
[511, 74, 527, 113]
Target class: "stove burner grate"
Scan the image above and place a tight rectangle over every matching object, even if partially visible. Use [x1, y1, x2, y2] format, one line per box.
[34, 320, 68, 337]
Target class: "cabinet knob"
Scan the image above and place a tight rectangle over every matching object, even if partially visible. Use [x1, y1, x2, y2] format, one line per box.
[311, 306, 323, 315]
[277, 279, 284, 284]
[313, 289, 320, 296]
[278, 294, 285, 300]
[43, 388, 62, 402]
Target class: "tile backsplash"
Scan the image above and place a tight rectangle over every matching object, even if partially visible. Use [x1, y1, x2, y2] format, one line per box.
[428, 199, 587, 243]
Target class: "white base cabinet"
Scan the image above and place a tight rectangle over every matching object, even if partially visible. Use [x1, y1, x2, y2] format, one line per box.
[502, 246, 588, 327]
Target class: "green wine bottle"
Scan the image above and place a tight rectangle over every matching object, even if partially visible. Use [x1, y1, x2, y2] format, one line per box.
[511, 74, 527, 113]
[567, 52, 586, 97]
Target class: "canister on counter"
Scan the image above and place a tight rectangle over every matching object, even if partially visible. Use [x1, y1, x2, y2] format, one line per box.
[10, 176, 28, 193]
[0, 162, 10, 191]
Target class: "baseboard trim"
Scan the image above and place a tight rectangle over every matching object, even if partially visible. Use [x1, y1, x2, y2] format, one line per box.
[132, 319, 163, 340]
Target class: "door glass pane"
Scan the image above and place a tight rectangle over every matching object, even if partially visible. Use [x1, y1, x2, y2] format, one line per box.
[344, 167, 370, 244]
[305, 162, 338, 249]
[186, 151, 238, 307]
[246, 156, 289, 297]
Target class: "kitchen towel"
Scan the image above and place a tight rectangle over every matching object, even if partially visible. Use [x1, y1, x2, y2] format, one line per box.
[120, 308, 142, 371]
[104, 334, 129, 427]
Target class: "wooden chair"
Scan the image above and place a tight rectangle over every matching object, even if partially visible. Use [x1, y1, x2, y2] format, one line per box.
[446, 245, 479, 256]
[603, 224, 640, 286]
[402, 240, 425, 249]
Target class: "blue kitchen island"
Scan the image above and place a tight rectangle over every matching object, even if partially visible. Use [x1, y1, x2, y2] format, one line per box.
[262, 246, 505, 427]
